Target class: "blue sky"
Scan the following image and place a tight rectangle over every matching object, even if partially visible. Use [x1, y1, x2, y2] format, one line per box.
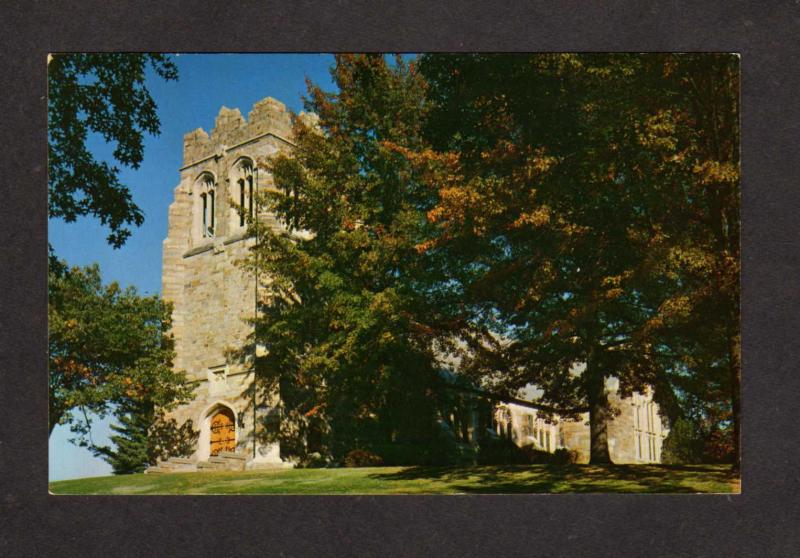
[49, 53, 339, 481]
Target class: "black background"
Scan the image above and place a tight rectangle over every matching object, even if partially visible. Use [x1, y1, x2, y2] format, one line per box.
[1, 1, 798, 556]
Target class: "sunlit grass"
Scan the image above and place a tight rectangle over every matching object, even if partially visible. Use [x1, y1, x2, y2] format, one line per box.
[50, 464, 739, 495]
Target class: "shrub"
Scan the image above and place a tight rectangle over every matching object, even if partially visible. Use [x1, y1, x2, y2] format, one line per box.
[550, 448, 578, 466]
[476, 436, 528, 465]
[370, 442, 429, 466]
[662, 418, 705, 464]
[344, 449, 384, 467]
[704, 427, 735, 464]
[425, 439, 476, 467]
[368, 436, 476, 467]
[515, 444, 545, 464]
[477, 438, 579, 466]
[296, 452, 333, 468]
[423, 424, 477, 466]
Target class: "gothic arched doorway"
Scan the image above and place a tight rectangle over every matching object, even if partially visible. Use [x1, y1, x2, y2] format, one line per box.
[209, 407, 236, 456]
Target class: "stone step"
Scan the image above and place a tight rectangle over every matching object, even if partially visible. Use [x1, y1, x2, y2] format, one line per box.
[168, 457, 195, 465]
[218, 452, 247, 461]
[197, 461, 225, 470]
[152, 462, 196, 473]
[208, 455, 246, 471]
[157, 460, 194, 470]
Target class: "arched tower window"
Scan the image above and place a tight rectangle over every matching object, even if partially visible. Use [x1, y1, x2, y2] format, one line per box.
[196, 173, 216, 238]
[233, 159, 254, 228]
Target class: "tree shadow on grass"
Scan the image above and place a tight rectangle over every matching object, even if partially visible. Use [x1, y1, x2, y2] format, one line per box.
[368, 464, 734, 493]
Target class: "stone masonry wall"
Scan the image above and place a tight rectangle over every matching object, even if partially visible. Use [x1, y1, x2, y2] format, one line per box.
[559, 389, 668, 464]
[501, 388, 667, 464]
[162, 98, 296, 466]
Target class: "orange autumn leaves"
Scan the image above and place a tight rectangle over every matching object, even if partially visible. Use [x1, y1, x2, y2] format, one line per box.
[51, 356, 94, 383]
[384, 141, 564, 254]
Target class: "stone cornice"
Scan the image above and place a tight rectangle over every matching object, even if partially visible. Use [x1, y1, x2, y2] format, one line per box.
[180, 131, 296, 172]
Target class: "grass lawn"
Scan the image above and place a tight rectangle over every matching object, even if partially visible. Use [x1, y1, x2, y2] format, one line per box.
[49, 464, 740, 495]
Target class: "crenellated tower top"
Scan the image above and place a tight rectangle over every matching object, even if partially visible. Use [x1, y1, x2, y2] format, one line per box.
[181, 97, 295, 166]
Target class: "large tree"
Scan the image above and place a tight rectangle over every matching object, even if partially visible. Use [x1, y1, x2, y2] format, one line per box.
[48, 54, 190, 460]
[49, 262, 192, 440]
[638, 54, 740, 469]
[48, 53, 177, 248]
[405, 53, 739, 464]
[245, 55, 462, 464]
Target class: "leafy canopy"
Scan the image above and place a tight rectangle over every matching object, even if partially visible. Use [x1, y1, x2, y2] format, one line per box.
[48, 262, 192, 440]
[246, 55, 461, 464]
[407, 53, 739, 463]
[48, 53, 177, 247]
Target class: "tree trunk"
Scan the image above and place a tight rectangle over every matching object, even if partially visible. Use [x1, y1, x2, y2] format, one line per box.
[49, 403, 62, 436]
[586, 359, 613, 464]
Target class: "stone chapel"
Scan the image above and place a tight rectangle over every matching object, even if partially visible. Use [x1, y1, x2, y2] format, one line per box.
[153, 96, 668, 472]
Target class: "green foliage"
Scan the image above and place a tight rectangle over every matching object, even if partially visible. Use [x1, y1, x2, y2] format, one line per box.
[48, 260, 193, 445]
[89, 399, 199, 474]
[661, 418, 705, 464]
[47, 54, 191, 468]
[367, 423, 477, 467]
[246, 55, 452, 465]
[90, 399, 154, 474]
[48, 53, 177, 247]
[410, 53, 739, 464]
[662, 416, 734, 465]
[476, 436, 529, 465]
[476, 438, 578, 466]
[148, 414, 199, 463]
[240, 53, 738, 468]
[551, 447, 579, 466]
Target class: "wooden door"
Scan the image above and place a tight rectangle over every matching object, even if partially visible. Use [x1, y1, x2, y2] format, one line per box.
[210, 408, 236, 456]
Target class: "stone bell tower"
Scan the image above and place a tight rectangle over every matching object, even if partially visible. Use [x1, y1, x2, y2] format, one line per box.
[159, 97, 296, 469]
